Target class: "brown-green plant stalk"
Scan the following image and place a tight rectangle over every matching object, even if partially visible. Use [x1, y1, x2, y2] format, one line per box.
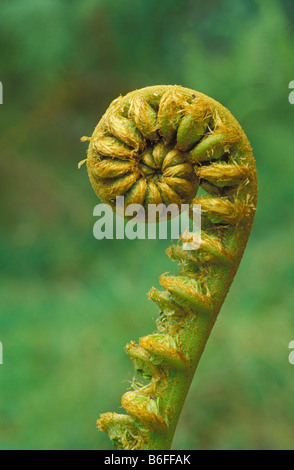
[80, 85, 257, 450]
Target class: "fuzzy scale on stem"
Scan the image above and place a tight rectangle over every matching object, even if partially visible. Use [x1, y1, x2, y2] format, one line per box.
[80, 85, 258, 450]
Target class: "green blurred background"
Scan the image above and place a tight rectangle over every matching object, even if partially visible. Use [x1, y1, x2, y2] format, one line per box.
[0, 0, 294, 450]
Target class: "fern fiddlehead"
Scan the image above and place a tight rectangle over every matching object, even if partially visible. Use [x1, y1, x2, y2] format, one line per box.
[81, 85, 257, 450]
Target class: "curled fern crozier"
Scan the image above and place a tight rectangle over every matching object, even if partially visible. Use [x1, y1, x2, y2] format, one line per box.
[81, 85, 258, 450]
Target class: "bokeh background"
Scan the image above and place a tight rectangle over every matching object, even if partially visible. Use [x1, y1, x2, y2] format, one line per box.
[0, 0, 294, 450]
